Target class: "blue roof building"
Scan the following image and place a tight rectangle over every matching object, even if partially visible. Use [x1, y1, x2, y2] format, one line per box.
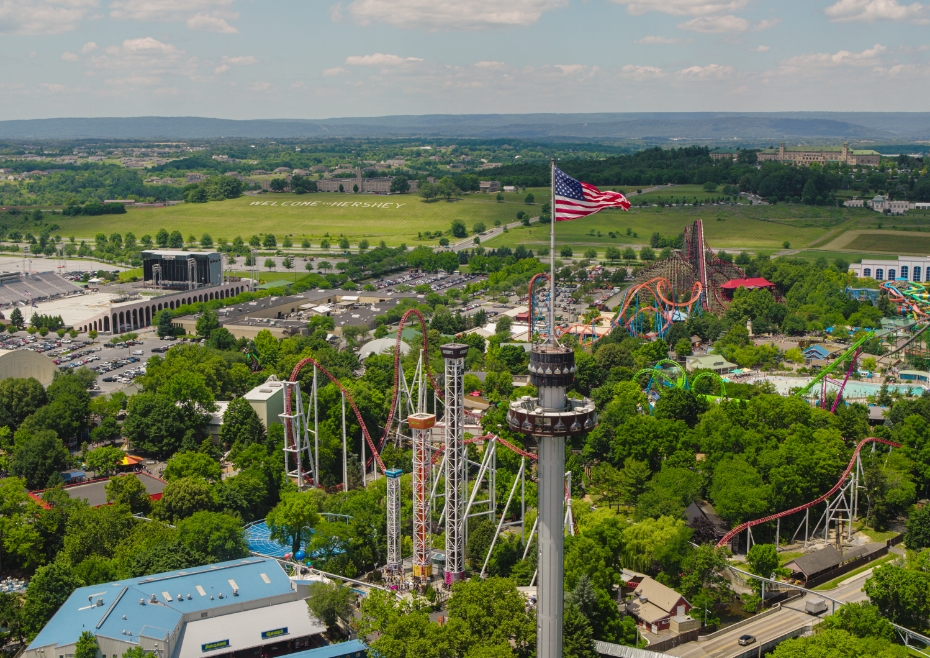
[25, 558, 327, 658]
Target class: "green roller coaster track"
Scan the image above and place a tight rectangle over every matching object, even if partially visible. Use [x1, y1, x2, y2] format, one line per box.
[793, 332, 875, 398]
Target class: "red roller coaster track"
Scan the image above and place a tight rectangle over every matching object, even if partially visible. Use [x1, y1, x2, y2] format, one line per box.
[284, 309, 444, 476]
[716, 437, 902, 549]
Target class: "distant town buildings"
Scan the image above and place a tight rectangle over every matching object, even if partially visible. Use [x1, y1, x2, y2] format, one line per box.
[757, 142, 880, 166]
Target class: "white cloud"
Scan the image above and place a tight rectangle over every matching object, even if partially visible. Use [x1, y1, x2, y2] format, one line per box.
[678, 63, 734, 78]
[40, 82, 67, 92]
[121, 36, 179, 54]
[110, 0, 232, 20]
[343, 0, 566, 29]
[62, 52, 80, 61]
[754, 45, 770, 51]
[0, 0, 98, 35]
[678, 14, 749, 31]
[345, 53, 423, 66]
[610, 0, 748, 16]
[247, 81, 271, 91]
[82, 37, 195, 86]
[678, 15, 777, 32]
[110, 0, 239, 32]
[554, 64, 586, 74]
[187, 12, 237, 32]
[322, 66, 348, 76]
[220, 55, 256, 66]
[637, 35, 688, 44]
[620, 64, 667, 79]
[474, 60, 506, 69]
[81, 41, 98, 53]
[825, 0, 928, 23]
[780, 43, 888, 70]
[213, 55, 256, 74]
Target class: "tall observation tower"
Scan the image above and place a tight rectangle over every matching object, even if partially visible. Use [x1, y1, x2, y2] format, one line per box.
[508, 161, 597, 658]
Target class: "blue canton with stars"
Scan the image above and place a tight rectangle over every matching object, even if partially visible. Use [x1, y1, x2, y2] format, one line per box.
[554, 168, 584, 200]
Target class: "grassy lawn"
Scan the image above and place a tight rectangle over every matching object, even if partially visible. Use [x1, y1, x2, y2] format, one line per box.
[779, 551, 805, 567]
[813, 554, 895, 591]
[786, 250, 896, 263]
[40, 189, 551, 246]
[118, 267, 142, 282]
[844, 232, 930, 254]
[484, 204, 848, 253]
[854, 522, 900, 543]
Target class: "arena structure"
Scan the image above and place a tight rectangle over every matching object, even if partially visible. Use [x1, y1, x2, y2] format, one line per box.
[22, 280, 253, 335]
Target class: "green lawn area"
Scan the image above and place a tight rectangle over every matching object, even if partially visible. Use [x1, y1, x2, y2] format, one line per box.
[43, 189, 551, 246]
[813, 554, 895, 591]
[845, 232, 930, 254]
[853, 522, 900, 543]
[484, 204, 849, 253]
[787, 250, 895, 263]
[634, 184, 734, 202]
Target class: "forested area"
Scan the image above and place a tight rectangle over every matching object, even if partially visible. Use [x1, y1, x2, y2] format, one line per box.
[485, 147, 929, 205]
[0, 253, 927, 657]
[0, 165, 183, 206]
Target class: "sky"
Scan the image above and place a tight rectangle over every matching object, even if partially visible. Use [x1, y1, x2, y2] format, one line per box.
[0, 0, 927, 120]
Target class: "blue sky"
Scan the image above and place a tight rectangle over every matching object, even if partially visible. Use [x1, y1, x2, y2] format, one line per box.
[0, 0, 926, 120]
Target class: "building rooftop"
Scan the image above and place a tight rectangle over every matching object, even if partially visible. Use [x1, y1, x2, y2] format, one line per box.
[783, 545, 844, 578]
[28, 558, 296, 653]
[244, 378, 285, 402]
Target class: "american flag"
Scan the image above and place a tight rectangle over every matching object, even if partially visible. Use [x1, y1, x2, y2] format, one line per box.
[554, 166, 631, 221]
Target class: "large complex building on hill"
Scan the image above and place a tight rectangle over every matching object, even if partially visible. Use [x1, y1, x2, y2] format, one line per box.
[756, 142, 880, 166]
[24, 558, 329, 658]
[317, 167, 419, 194]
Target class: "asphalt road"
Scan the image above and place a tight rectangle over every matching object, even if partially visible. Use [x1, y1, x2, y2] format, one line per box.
[666, 568, 872, 658]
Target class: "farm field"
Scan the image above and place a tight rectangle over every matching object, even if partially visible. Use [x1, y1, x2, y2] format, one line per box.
[44, 189, 551, 245]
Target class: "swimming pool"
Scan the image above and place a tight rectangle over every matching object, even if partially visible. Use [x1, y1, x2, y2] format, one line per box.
[762, 376, 925, 398]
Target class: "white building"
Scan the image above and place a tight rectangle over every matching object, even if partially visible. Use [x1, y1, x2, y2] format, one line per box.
[844, 195, 916, 215]
[849, 256, 930, 282]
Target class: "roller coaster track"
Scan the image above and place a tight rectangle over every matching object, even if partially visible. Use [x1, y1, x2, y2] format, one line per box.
[794, 331, 875, 398]
[879, 322, 930, 363]
[286, 355, 387, 474]
[612, 277, 704, 338]
[380, 309, 444, 454]
[429, 433, 538, 465]
[284, 310, 444, 475]
[716, 436, 902, 549]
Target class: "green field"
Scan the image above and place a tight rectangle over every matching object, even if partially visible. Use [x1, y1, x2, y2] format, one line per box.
[844, 232, 930, 253]
[36, 187, 902, 260]
[49, 189, 550, 246]
[484, 204, 869, 254]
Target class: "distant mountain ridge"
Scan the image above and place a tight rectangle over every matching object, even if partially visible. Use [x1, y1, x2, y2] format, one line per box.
[2, 113, 928, 142]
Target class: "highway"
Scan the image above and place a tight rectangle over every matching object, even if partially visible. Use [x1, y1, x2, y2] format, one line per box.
[665, 568, 872, 658]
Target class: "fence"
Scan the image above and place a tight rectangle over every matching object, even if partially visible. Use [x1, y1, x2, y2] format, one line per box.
[644, 629, 699, 653]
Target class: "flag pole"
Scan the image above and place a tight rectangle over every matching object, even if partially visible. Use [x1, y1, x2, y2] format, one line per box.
[549, 159, 556, 345]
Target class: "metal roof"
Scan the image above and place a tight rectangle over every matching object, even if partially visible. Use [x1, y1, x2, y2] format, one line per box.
[285, 640, 368, 658]
[28, 558, 294, 653]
